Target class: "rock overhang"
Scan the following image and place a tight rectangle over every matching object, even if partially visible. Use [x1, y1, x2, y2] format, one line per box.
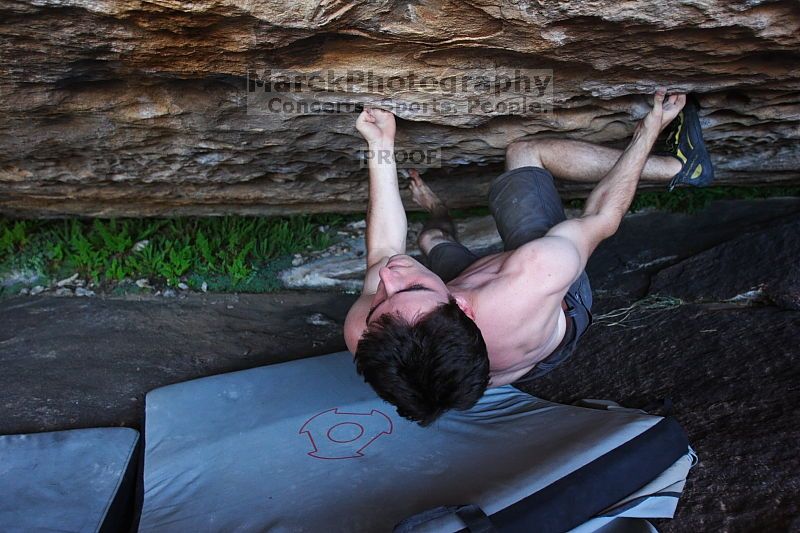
[0, 0, 798, 217]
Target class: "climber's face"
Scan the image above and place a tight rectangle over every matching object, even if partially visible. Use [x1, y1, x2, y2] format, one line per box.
[365, 255, 451, 326]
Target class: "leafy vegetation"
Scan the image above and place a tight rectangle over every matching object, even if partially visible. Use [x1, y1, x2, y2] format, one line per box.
[0, 215, 350, 294]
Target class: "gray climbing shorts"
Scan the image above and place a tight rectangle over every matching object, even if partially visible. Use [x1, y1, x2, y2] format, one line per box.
[424, 166, 593, 384]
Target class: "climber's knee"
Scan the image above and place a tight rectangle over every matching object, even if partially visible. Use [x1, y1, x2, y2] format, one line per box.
[505, 140, 544, 171]
[418, 228, 455, 256]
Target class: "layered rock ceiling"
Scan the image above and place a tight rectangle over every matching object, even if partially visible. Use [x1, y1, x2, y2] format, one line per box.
[1, 0, 799, 217]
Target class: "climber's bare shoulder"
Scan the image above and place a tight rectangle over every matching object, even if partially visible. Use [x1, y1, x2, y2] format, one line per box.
[449, 237, 582, 383]
[452, 236, 580, 305]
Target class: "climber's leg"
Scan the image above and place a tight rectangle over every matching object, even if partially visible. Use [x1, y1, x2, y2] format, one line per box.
[409, 170, 480, 283]
[504, 138, 681, 183]
[409, 170, 458, 254]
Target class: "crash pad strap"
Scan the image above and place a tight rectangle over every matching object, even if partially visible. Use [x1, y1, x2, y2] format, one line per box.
[394, 504, 497, 533]
[393, 417, 687, 533]
[487, 417, 689, 533]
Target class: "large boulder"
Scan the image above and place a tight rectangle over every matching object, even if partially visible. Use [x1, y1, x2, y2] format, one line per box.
[519, 303, 800, 533]
[649, 217, 800, 310]
[1, 0, 799, 217]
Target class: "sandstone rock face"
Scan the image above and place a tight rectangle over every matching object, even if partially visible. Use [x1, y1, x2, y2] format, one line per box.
[1, 0, 799, 217]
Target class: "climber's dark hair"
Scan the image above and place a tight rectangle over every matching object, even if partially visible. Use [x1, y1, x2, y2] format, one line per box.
[354, 295, 489, 427]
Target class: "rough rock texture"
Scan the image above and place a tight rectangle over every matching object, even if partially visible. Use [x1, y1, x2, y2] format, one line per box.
[0, 291, 355, 433]
[650, 219, 800, 310]
[524, 304, 800, 533]
[1, 0, 800, 217]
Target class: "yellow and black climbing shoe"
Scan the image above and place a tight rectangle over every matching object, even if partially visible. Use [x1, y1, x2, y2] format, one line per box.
[658, 96, 715, 191]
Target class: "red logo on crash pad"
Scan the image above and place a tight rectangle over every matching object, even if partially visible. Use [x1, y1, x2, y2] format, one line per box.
[299, 408, 393, 460]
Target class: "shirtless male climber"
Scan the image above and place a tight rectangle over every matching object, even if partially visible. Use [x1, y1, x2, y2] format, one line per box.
[344, 89, 714, 426]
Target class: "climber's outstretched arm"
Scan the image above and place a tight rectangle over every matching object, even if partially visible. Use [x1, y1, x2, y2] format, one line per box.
[354, 107, 406, 294]
[543, 90, 684, 275]
[343, 107, 406, 352]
